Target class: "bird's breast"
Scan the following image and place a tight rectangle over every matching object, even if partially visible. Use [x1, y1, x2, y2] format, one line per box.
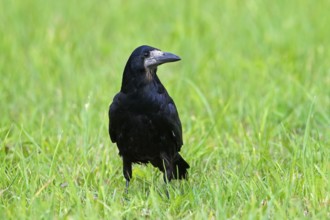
[123, 92, 165, 114]
[116, 112, 173, 160]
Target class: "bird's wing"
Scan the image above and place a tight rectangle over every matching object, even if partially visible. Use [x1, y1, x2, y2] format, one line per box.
[160, 98, 183, 149]
[108, 92, 124, 143]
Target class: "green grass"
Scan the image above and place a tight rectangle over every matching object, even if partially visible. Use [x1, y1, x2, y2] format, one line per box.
[1, 0, 329, 219]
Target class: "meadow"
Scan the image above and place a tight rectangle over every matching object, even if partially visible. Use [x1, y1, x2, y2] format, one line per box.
[0, 0, 329, 219]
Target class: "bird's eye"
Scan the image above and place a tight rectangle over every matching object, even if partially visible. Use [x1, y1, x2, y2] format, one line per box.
[143, 52, 150, 57]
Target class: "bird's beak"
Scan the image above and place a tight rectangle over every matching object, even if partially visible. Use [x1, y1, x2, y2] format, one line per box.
[145, 50, 181, 68]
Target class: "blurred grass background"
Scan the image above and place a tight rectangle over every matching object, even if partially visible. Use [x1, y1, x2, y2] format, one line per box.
[0, 0, 329, 219]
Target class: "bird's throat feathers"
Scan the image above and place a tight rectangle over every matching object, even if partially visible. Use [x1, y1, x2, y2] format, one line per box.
[145, 67, 156, 82]
[121, 68, 158, 93]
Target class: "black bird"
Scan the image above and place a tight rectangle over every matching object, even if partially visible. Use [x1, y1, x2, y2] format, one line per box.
[109, 45, 189, 189]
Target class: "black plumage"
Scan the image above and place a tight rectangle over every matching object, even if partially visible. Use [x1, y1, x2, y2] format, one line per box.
[109, 45, 189, 188]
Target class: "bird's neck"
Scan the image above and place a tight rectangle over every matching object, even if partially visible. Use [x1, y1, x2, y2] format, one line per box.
[121, 69, 162, 94]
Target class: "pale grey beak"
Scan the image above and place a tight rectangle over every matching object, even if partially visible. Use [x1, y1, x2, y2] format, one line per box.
[145, 50, 181, 68]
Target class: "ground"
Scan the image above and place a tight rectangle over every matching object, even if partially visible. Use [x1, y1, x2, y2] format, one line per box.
[0, 0, 329, 219]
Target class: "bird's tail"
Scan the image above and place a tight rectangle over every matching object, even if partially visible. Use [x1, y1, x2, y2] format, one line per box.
[173, 154, 190, 179]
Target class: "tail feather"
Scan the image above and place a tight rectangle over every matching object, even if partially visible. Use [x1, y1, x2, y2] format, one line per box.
[173, 154, 190, 179]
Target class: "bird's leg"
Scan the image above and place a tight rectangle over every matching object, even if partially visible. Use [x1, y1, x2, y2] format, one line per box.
[125, 179, 130, 194]
[123, 158, 132, 194]
[161, 154, 173, 199]
[165, 186, 170, 199]
[161, 154, 173, 183]
[164, 164, 173, 183]
[164, 161, 173, 199]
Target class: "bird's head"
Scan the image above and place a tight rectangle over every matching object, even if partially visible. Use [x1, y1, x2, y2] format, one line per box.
[124, 45, 181, 80]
